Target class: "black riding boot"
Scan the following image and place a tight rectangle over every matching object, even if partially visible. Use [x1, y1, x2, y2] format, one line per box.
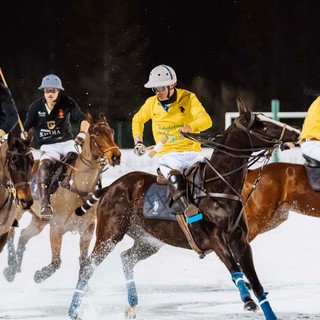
[37, 159, 54, 219]
[167, 170, 203, 223]
[59, 152, 78, 189]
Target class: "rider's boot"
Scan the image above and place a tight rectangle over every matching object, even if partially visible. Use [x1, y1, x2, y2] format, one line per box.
[59, 152, 78, 189]
[37, 159, 54, 219]
[167, 170, 203, 223]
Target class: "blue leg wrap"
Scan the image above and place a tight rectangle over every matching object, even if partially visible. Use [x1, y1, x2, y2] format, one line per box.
[232, 272, 251, 302]
[68, 280, 86, 318]
[186, 213, 203, 223]
[127, 280, 138, 307]
[258, 292, 277, 320]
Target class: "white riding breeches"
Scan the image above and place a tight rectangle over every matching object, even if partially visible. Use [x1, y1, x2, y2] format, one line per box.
[300, 140, 320, 162]
[39, 140, 77, 162]
[159, 151, 204, 178]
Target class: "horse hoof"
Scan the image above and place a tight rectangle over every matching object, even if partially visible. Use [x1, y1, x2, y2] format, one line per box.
[125, 306, 137, 319]
[3, 267, 16, 282]
[244, 299, 259, 312]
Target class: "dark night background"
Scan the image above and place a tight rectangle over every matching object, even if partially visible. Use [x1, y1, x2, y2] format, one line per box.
[1, 0, 320, 147]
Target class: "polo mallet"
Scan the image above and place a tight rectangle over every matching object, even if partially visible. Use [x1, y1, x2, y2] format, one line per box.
[0, 67, 26, 135]
[148, 136, 169, 158]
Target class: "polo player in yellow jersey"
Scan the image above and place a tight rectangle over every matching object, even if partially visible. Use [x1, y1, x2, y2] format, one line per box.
[132, 64, 212, 221]
[300, 96, 320, 161]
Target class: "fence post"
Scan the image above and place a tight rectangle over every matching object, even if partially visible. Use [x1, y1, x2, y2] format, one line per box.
[271, 99, 280, 162]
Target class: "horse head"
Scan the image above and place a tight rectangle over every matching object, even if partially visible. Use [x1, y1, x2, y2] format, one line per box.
[231, 97, 301, 150]
[87, 113, 121, 166]
[5, 131, 34, 209]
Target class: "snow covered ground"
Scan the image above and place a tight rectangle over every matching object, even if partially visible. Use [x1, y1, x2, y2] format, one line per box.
[0, 149, 318, 319]
[0, 211, 320, 320]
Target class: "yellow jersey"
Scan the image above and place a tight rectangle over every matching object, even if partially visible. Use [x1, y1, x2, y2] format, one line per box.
[132, 88, 212, 156]
[301, 96, 320, 141]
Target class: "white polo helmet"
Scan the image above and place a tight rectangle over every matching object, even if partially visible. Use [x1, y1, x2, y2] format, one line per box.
[38, 74, 64, 90]
[144, 64, 177, 88]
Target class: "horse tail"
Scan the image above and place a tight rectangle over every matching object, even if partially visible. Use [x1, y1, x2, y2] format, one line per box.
[75, 188, 106, 216]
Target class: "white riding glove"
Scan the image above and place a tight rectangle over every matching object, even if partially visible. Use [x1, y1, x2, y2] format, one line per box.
[134, 141, 146, 156]
[75, 131, 86, 147]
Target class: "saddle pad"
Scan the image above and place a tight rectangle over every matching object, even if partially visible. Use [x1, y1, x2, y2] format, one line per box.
[143, 183, 181, 221]
[304, 165, 320, 191]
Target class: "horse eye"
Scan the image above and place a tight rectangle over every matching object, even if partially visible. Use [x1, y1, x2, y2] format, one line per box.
[11, 155, 19, 163]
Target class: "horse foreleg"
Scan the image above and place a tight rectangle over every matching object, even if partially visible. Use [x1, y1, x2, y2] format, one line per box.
[210, 230, 259, 312]
[121, 235, 162, 308]
[9, 215, 47, 280]
[230, 226, 277, 320]
[34, 227, 63, 283]
[3, 229, 15, 282]
[68, 229, 125, 319]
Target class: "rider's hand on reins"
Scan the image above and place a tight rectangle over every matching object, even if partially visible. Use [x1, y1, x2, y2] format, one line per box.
[280, 142, 295, 151]
[134, 141, 146, 156]
[74, 131, 86, 147]
[179, 125, 192, 133]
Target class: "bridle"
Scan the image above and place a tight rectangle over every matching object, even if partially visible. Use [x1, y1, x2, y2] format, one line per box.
[0, 147, 33, 223]
[184, 111, 291, 235]
[77, 122, 120, 170]
[233, 112, 287, 146]
[69, 122, 120, 197]
[5, 149, 33, 189]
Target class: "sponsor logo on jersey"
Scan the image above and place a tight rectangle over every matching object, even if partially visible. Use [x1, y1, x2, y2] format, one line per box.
[47, 121, 56, 130]
[58, 109, 64, 119]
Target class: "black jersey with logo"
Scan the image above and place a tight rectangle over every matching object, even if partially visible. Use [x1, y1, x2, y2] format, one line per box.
[24, 92, 86, 147]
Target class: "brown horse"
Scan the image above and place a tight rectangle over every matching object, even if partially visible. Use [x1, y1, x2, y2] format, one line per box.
[243, 160, 319, 242]
[68, 97, 300, 320]
[0, 132, 34, 253]
[3, 113, 121, 283]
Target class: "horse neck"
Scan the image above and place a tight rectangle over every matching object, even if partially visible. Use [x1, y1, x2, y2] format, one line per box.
[206, 133, 251, 192]
[71, 135, 102, 194]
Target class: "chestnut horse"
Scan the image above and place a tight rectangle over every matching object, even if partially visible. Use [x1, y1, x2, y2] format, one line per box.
[0, 132, 34, 253]
[243, 161, 319, 242]
[68, 97, 300, 320]
[3, 113, 121, 283]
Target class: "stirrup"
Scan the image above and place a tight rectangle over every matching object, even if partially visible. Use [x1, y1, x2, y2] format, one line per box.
[40, 204, 54, 219]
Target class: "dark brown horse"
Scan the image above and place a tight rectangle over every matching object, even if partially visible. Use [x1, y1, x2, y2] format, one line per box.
[0, 132, 34, 253]
[243, 160, 320, 242]
[3, 113, 121, 282]
[68, 97, 300, 320]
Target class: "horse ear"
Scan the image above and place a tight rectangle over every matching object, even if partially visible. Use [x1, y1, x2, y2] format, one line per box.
[25, 129, 34, 146]
[99, 113, 107, 123]
[86, 113, 94, 124]
[237, 96, 251, 115]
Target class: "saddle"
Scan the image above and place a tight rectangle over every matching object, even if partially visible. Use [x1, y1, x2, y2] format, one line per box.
[143, 162, 206, 220]
[303, 154, 320, 191]
[143, 162, 212, 257]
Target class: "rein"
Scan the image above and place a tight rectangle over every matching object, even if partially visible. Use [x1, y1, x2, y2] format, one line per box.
[185, 111, 287, 236]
